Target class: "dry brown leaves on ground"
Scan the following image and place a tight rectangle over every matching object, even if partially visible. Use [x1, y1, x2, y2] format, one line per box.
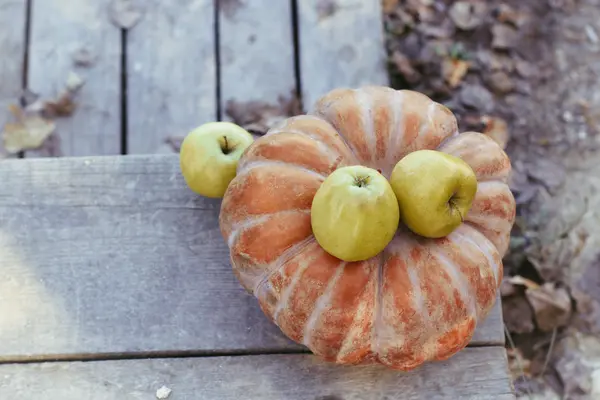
[2, 105, 56, 154]
[225, 91, 303, 135]
[384, 1, 600, 398]
[1, 72, 84, 154]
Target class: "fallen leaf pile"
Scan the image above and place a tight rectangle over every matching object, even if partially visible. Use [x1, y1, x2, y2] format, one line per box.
[384, 1, 600, 398]
[2, 105, 56, 154]
[224, 90, 303, 135]
[1, 72, 84, 154]
[383, 1, 549, 150]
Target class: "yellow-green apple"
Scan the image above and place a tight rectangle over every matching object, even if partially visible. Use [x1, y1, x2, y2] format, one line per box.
[311, 165, 400, 262]
[389, 149, 477, 238]
[179, 121, 254, 198]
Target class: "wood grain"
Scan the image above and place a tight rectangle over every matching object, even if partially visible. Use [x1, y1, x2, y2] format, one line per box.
[26, 0, 121, 157]
[0, 0, 27, 156]
[126, 0, 217, 154]
[218, 0, 296, 119]
[296, 0, 389, 110]
[0, 348, 514, 399]
[0, 154, 503, 363]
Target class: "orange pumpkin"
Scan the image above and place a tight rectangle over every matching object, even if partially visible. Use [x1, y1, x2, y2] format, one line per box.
[219, 86, 515, 371]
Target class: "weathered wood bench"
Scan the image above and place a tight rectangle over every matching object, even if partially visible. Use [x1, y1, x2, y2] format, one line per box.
[0, 154, 515, 398]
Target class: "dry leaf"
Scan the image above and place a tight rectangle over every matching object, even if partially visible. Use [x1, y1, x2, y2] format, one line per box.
[72, 47, 96, 67]
[382, 0, 399, 14]
[442, 58, 470, 88]
[43, 95, 77, 117]
[459, 84, 494, 113]
[507, 347, 532, 380]
[316, 0, 337, 20]
[481, 115, 509, 149]
[449, 1, 487, 30]
[164, 136, 184, 153]
[2, 105, 56, 153]
[500, 278, 518, 297]
[507, 275, 541, 290]
[525, 283, 572, 332]
[554, 351, 593, 397]
[225, 92, 302, 135]
[503, 293, 536, 334]
[109, 0, 144, 29]
[491, 24, 519, 49]
[391, 51, 421, 85]
[28, 71, 85, 118]
[493, 4, 530, 28]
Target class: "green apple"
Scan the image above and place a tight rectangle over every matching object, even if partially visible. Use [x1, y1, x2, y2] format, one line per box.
[311, 165, 400, 262]
[389, 149, 477, 238]
[179, 121, 254, 198]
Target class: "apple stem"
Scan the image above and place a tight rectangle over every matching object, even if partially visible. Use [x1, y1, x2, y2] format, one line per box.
[449, 196, 464, 223]
[221, 136, 232, 154]
[354, 175, 370, 188]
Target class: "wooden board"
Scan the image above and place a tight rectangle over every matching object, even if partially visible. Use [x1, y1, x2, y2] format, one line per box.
[0, 349, 514, 399]
[0, 0, 27, 156]
[295, 0, 389, 110]
[0, 154, 503, 362]
[126, 0, 217, 154]
[26, 0, 121, 157]
[218, 0, 296, 118]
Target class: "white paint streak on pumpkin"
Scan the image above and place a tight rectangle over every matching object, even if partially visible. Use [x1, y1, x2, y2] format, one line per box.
[254, 234, 317, 295]
[435, 251, 477, 321]
[227, 214, 272, 249]
[370, 252, 385, 360]
[436, 125, 460, 150]
[302, 261, 346, 348]
[353, 88, 377, 167]
[336, 263, 377, 362]
[425, 101, 436, 137]
[227, 210, 312, 292]
[438, 132, 512, 184]
[460, 226, 502, 289]
[265, 128, 341, 165]
[310, 96, 362, 164]
[237, 159, 327, 181]
[383, 90, 405, 177]
[407, 260, 429, 338]
[273, 256, 314, 322]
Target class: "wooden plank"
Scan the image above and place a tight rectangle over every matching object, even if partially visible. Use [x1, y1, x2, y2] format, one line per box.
[296, 0, 389, 110]
[26, 0, 121, 157]
[218, 0, 296, 117]
[126, 0, 217, 154]
[0, 348, 515, 399]
[0, 0, 27, 156]
[0, 154, 503, 362]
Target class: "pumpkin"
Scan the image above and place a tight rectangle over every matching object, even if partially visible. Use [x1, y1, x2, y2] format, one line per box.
[219, 86, 516, 371]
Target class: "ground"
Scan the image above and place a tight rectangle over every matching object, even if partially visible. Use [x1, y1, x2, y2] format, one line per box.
[382, 0, 600, 398]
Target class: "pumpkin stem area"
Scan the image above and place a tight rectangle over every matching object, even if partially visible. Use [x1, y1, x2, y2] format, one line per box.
[353, 175, 370, 188]
[220, 136, 233, 154]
